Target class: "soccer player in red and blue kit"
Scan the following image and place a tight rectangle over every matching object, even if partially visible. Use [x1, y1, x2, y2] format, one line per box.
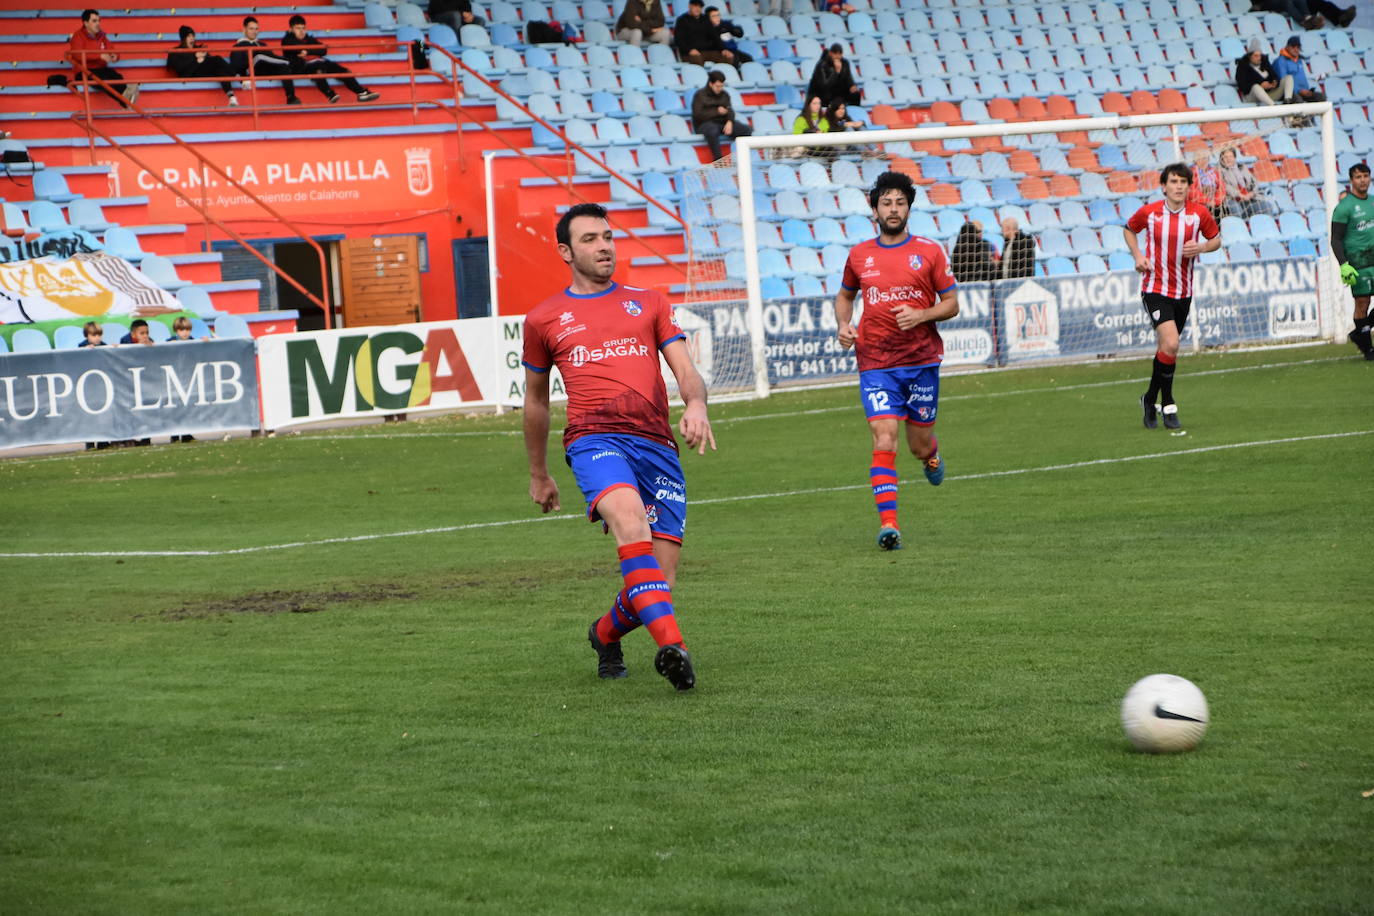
[1123, 163, 1221, 431]
[523, 203, 715, 691]
[834, 171, 960, 551]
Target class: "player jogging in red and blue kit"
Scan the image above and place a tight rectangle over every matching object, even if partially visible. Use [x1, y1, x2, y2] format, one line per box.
[523, 202, 715, 691]
[1123, 162, 1221, 431]
[834, 170, 960, 551]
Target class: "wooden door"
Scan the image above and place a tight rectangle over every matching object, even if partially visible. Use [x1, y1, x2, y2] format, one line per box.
[339, 235, 422, 327]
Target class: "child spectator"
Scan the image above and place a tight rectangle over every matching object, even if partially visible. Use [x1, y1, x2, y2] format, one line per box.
[168, 26, 238, 106]
[69, 9, 138, 107]
[78, 320, 107, 347]
[281, 15, 380, 103]
[706, 6, 751, 65]
[120, 318, 154, 345]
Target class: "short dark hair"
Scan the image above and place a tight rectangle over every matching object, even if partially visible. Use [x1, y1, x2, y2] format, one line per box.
[704, 4, 719, 13]
[130, 319, 149, 331]
[556, 203, 609, 247]
[1350, 162, 1371, 178]
[81, 9, 98, 22]
[1160, 162, 1193, 186]
[288, 14, 306, 26]
[707, 69, 726, 84]
[242, 15, 258, 27]
[869, 170, 916, 209]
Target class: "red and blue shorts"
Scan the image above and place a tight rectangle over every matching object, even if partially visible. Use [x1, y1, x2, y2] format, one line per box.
[565, 433, 687, 543]
[858, 363, 941, 427]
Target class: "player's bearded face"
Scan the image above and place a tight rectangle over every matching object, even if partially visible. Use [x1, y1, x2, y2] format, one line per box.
[873, 190, 910, 236]
[562, 217, 616, 282]
[1353, 171, 1371, 195]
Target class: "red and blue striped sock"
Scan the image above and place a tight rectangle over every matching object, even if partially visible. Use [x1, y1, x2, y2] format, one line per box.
[871, 449, 899, 530]
[593, 588, 640, 644]
[617, 541, 682, 647]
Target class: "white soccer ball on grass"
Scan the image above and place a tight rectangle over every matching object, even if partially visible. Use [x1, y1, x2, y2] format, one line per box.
[1120, 673, 1209, 753]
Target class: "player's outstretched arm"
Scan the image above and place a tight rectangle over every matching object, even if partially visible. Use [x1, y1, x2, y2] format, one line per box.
[834, 286, 858, 349]
[523, 368, 560, 513]
[662, 338, 716, 456]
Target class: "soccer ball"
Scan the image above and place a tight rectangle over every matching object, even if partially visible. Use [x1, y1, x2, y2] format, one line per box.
[1120, 674, 1209, 753]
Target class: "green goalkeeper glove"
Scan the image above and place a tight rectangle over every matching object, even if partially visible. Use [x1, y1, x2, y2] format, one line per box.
[1340, 262, 1358, 286]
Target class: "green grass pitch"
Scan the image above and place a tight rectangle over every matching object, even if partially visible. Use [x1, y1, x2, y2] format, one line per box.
[2, 342, 1371, 914]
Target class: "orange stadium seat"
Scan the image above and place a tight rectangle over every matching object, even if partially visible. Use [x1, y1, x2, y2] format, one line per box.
[1045, 95, 1076, 119]
[1066, 147, 1101, 171]
[927, 182, 962, 205]
[1281, 158, 1311, 180]
[1201, 120, 1231, 138]
[928, 101, 960, 123]
[1107, 171, 1139, 193]
[1240, 137, 1271, 158]
[1101, 91, 1130, 114]
[1048, 174, 1080, 198]
[1017, 96, 1047, 120]
[987, 97, 1018, 120]
[1058, 130, 1097, 148]
[869, 104, 902, 127]
[1252, 159, 1281, 182]
[911, 139, 946, 155]
[1019, 176, 1051, 199]
[1009, 149, 1042, 175]
[1129, 90, 1160, 114]
[971, 135, 1005, 152]
[1157, 88, 1187, 112]
[1138, 168, 1161, 187]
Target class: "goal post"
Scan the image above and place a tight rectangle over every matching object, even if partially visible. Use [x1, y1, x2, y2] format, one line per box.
[671, 100, 1343, 402]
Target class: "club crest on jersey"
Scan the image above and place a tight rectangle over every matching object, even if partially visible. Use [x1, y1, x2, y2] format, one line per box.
[916, 406, 932, 420]
[621, 299, 643, 316]
[909, 254, 923, 270]
[644, 503, 659, 524]
[864, 256, 875, 268]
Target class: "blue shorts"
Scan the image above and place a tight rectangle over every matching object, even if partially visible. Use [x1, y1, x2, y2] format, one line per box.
[565, 434, 687, 543]
[859, 364, 941, 426]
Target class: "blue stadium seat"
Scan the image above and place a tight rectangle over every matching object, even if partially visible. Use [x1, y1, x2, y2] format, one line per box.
[844, 214, 874, 242]
[790, 247, 825, 276]
[53, 325, 86, 349]
[1278, 211, 1309, 238]
[1069, 227, 1104, 254]
[26, 200, 68, 232]
[781, 218, 817, 249]
[11, 328, 52, 352]
[1088, 200, 1118, 226]
[212, 314, 252, 339]
[1045, 256, 1077, 276]
[792, 275, 826, 298]
[102, 227, 146, 263]
[1289, 237, 1318, 258]
[1249, 214, 1280, 241]
[760, 277, 791, 299]
[1107, 251, 1135, 271]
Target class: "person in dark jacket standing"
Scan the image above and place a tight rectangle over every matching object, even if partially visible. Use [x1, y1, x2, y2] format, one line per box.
[999, 217, 1036, 280]
[167, 26, 238, 105]
[807, 43, 861, 107]
[232, 16, 299, 104]
[428, 0, 484, 30]
[282, 15, 380, 103]
[950, 220, 995, 283]
[691, 70, 751, 161]
[1234, 37, 1292, 106]
[674, 0, 734, 66]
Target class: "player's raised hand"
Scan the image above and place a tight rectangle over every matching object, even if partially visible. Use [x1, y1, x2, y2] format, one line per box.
[838, 323, 857, 349]
[529, 474, 561, 513]
[679, 403, 716, 455]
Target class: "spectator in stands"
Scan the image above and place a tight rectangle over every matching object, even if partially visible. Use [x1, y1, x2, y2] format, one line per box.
[78, 320, 106, 347]
[232, 16, 300, 105]
[282, 15, 380, 103]
[1217, 148, 1276, 218]
[428, 0, 485, 31]
[674, 0, 736, 67]
[807, 43, 861, 108]
[793, 95, 829, 135]
[168, 26, 238, 107]
[615, 0, 670, 46]
[1250, 0, 1355, 29]
[69, 10, 139, 107]
[691, 69, 751, 162]
[825, 100, 864, 132]
[120, 318, 154, 346]
[823, 0, 858, 13]
[1188, 151, 1227, 222]
[950, 220, 995, 283]
[1234, 37, 1293, 106]
[759, 0, 795, 15]
[706, 7, 752, 65]
[1000, 217, 1036, 279]
[1273, 35, 1326, 103]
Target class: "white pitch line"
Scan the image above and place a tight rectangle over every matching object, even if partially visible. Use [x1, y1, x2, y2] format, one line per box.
[3, 428, 1368, 560]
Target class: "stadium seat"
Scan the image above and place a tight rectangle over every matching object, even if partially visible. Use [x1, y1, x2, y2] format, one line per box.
[33, 171, 77, 204]
[760, 276, 791, 299]
[789, 247, 824, 276]
[1045, 256, 1076, 275]
[11, 328, 51, 352]
[1249, 214, 1280, 241]
[141, 255, 188, 291]
[212, 314, 252, 338]
[1289, 237, 1318, 258]
[1278, 212, 1309, 238]
[53, 325, 86, 349]
[1107, 251, 1135, 271]
[26, 201, 68, 232]
[67, 199, 114, 233]
[102, 228, 146, 263]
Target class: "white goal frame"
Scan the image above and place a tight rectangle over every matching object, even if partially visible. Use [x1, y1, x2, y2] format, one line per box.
[731, 101, 1340, 400]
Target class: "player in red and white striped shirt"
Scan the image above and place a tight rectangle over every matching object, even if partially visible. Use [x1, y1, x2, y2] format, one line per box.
[1123, 163, 1221, 431]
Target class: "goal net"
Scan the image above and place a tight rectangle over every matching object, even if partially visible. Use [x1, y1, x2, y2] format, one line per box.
[669, 101, 1348, 401]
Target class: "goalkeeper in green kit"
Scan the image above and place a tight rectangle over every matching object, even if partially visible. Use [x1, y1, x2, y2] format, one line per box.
[1332, 162, 1374, 360]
